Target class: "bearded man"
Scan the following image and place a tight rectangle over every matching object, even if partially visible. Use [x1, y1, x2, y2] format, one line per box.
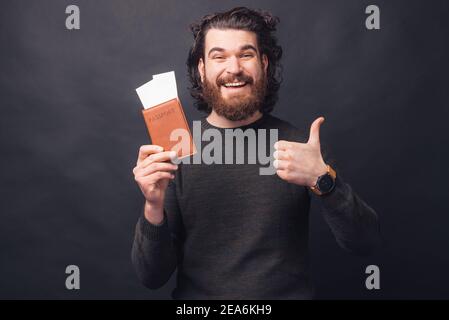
[131, 7, 380, 300]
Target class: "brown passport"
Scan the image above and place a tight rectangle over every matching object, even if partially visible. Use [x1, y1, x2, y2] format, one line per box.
[141, 98, 196, 159]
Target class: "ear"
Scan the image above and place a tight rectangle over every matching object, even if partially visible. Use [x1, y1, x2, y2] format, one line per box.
[262, 54, 269, 74]
[198, 58, 205, 83]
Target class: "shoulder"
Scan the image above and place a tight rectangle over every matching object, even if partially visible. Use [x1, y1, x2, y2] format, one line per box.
[263, 113, 308, 143]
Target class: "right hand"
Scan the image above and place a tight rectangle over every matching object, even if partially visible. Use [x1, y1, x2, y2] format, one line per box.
[133, 145, 178, 222]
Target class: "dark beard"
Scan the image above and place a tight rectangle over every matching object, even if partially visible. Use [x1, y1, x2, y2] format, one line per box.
[202, 73, 267, 121]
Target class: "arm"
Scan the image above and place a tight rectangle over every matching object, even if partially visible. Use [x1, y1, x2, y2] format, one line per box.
[132, 211, 176, 289]
[131, 178, 184, 289]
[309, 172, 381, 255]
[131, 145, 184, 289]
[274, 117, 381, 255]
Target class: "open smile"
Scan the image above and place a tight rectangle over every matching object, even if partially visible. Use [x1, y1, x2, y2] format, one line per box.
[222, 81, 249, 90]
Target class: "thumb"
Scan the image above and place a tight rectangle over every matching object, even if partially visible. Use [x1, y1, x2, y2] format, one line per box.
[308, 117, 325, 146]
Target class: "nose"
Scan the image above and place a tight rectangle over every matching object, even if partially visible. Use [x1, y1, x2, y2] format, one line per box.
[225, 56, 242, 75]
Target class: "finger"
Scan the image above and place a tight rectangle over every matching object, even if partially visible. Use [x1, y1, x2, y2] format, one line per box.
[276, 169, 290, 181]
[140, 171, 175, 184]
[307, 117, 324, 146]
[137, 145, 164, 164]
[136, 162, 178, 178]
[140, 151, 177, 168]
[273, 159, 290, 171]
[273, 150, 290, 161]
[274, 140, 292, 151]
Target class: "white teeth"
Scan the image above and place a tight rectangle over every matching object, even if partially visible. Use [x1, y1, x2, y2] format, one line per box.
[224, 82, 246, 87]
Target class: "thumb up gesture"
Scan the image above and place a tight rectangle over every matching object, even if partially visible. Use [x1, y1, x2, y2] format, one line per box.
[274, 117, 329, 187]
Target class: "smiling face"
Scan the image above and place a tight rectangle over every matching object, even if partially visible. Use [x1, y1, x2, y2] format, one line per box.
[198, 28, 269, 121]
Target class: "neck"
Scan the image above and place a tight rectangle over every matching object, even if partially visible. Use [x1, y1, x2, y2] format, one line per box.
[206, 110, 263, 129]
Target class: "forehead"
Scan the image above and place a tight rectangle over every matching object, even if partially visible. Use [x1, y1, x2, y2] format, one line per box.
[204, 28, 258, 52]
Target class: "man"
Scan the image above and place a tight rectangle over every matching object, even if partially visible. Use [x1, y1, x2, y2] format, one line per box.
[131, 7, 380, 299]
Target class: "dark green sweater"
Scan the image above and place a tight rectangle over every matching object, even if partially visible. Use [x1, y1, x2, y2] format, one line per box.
[131, 113, 380, 299]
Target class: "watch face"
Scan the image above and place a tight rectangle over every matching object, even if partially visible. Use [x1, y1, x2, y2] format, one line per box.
[318, 174, 335, 194]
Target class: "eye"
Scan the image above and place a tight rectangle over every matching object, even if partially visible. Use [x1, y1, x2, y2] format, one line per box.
[213, 56, 225, 60]
[241, 53, 254, 59]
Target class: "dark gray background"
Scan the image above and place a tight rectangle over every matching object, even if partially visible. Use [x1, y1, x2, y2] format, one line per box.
[1, 0, 448, 299]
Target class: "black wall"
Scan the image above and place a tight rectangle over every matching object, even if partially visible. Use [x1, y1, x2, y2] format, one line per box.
[1, 0, 448, 299]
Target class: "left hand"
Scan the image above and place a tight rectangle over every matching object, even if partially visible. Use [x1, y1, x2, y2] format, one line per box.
[274, 117, 328, 187]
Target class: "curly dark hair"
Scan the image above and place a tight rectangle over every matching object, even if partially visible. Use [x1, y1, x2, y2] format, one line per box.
[186, 7, 283, 114]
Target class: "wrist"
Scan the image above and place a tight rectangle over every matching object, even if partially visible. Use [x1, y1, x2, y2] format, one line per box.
[309, 163, 329, 187]
[144, 201, 164, 225]
[309, 164, 337, 196]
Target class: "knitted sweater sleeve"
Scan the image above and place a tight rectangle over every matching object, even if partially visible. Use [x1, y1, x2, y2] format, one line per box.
[310, 171, 381, 255]
[131, 177, 184, 289]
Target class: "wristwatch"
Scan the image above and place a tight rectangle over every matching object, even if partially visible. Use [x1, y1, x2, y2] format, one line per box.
[310, 164, 337, 196]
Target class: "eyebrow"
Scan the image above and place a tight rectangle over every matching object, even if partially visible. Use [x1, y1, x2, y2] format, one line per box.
[208, 44, 259, 57]
[240, 45, 258, 53]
